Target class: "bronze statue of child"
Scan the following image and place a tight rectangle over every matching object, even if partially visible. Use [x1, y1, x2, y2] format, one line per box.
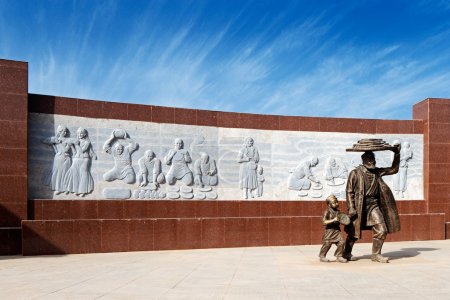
[319, 194, 348, 263]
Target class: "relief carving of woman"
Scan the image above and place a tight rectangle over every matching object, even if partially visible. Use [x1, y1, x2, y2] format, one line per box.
[64, 127, 97, 196]
[42, 125, 72, 195]
[238, 137, 260, 199]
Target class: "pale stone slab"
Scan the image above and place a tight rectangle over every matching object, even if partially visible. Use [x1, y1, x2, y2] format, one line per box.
[28, 113, 425, 201]
[102, 188, 131, 199]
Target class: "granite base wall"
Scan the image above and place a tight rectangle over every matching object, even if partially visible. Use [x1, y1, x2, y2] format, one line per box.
[29, 200, 427, 220]
[22, 213, 445, 255]
[22, 199, 442, 255]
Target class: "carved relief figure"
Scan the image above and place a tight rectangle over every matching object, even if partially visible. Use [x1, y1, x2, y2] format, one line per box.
[42, 125, 72, 194]
[103, 129, 138, 184]
[194, 152, 218, 187]
[164, 138, 193, 185]
[324, 157, 347, 185]
[288, 157, 320, 191]
[137, 150, 165, 187]
[256, 165, 264, 197]
[237, 137, 260, 199]
[393, 141, 413, 198]
[64, 127, 97, 196]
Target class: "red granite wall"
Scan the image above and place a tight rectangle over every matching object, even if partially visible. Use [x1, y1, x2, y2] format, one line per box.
[0, 59, 28, 255]
[20, 94, 445, 255]
[413, 99, 450, 230]
[1, 59, 447, 256]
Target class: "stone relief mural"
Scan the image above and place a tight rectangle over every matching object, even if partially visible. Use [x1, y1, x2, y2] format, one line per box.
[29, 113, 424, 201]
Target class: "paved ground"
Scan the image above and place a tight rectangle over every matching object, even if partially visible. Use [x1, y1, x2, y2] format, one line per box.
[1, 240, 450, 299]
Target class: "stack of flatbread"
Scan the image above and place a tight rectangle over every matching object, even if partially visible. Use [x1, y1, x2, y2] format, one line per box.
[346, 138, 397, 152]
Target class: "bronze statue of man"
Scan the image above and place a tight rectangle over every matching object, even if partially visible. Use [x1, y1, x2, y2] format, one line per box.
[344, 142, 401, 263]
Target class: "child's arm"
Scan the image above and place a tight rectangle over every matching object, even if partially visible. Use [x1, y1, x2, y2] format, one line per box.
[323, 216, 338, 225]
[322, 210, 338, 225]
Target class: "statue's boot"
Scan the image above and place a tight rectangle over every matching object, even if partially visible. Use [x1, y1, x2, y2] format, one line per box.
[336, 257, 348, 263]
[342, 237, 358, 261]
[371, 238, 389, 263]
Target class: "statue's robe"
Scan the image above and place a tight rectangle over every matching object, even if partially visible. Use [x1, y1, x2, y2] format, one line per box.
[345, 152, 401, 239]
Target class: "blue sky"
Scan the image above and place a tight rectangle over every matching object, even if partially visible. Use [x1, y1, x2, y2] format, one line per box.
[1, 0, 450, 119]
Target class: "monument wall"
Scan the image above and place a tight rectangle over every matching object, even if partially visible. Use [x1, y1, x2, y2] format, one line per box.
[0, 59, 448, 255]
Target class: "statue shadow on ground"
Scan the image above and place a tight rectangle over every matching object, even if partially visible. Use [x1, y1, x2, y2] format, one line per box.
[357, 247, 438, 261]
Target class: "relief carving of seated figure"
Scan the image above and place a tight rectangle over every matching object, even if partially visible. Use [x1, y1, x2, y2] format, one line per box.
[194, 152, 218, 187]
[288, 157, 320, 190]
[103, 129, 138, 184]
[164, 138, 193, 185]
[324, 158, 348, 184]
[137, 150, 165, 187]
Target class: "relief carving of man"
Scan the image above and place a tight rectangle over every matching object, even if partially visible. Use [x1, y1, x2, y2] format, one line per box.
[324, 157, 347, 184]
[164, 138, 193, 185]
[343, 145, 401, 263]
[103, 129, 138, 184]
[194, 152, 218, 187]
[137, 150, 165, 187]
[287, 157, 320, 191]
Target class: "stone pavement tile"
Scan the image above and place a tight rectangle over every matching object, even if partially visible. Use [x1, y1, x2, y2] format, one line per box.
[158, 284, 228, 299]
[230, 280, 286, 291]
[55, 273, 143, 296]
[99, 286, 170, 299]
[421, 293, 450, 300]
[224, 285, 288, 300]
[35, 292, 104, 300]
[125, 274, 187, 288]
[349, 294, 425, 300]
[286, 291, 354, 300]
[98, 293, 159, 300]
[0, 286, 52, 300]
[287, 294, 356, 300]
[176, 271, 236, 286]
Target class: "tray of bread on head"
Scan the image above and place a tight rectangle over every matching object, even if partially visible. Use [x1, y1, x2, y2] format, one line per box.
[346, 139, 398, 152]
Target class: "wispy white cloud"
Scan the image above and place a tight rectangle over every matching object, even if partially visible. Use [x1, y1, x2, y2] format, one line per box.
[416, 0, 450, 12]
[3, 1, 450, 120]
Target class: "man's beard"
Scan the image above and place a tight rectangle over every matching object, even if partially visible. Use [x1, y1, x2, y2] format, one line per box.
[364, 163, 376, 169]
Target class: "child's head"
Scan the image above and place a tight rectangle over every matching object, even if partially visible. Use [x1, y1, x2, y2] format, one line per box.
[257, 165, 263, 174]
[326, 194, 339, 209]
